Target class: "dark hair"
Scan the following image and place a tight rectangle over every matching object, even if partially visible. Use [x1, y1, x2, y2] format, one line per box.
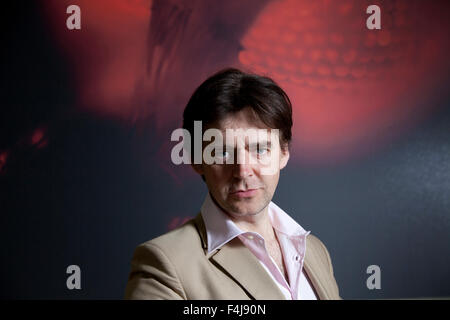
[182, 68, 293, 163]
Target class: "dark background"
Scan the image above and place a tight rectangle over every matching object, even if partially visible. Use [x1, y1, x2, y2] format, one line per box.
[1, 1, 449, 299]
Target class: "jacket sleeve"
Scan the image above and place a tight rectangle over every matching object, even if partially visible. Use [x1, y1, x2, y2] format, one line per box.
[124, 242, 187, 300]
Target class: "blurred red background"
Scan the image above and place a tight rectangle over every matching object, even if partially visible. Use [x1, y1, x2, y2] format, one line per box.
[41, 0, 450, 169]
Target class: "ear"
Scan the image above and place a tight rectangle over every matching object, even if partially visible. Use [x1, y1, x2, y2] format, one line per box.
[279, 145, 290, 170]
[191, 163, 204, 175]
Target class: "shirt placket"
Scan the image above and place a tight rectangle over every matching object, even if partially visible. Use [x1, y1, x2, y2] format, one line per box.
[279, 232, 308, 300]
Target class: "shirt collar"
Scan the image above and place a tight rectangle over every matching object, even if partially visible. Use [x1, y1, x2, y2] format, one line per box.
[200, 192, 310, 254]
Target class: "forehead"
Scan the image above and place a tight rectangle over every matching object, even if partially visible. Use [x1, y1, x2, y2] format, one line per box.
[203, 108, 280, 149]
[212, 107, 269, 132]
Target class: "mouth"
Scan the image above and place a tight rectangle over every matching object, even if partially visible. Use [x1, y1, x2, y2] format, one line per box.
[229, 188, 259, 198]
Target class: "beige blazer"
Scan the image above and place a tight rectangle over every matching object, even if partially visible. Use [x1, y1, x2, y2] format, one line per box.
[124, 212, 341, 300]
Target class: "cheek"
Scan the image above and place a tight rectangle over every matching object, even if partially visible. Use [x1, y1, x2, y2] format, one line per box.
[205, 166, 229, 187]
[261, 172, 280, 190]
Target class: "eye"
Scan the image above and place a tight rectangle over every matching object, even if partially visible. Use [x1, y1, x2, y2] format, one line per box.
[256, 145, 268, 155]
[215, 150, 230, 159]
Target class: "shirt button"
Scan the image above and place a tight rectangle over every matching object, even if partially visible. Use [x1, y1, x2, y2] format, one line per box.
[247, 235, 254, 240]
[293, 255, 300, 262]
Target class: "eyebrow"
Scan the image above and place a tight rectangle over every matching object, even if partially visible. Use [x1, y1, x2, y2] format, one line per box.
[222, 141, 272, 150]
[249, 141, 271, 148]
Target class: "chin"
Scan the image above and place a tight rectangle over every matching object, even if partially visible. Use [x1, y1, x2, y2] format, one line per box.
[227, 202, 266, 216]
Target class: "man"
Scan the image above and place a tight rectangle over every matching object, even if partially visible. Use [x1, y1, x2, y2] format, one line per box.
[124, 68, 341, 300]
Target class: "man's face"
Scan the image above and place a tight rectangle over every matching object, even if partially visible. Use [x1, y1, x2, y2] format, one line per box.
[192, 107, 289, 219]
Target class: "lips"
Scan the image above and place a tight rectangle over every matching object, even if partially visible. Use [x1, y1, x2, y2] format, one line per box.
[230, 188, 259, 198]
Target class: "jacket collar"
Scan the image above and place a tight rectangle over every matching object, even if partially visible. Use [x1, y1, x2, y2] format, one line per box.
[193, 212, 286, 299]
[193, 212, 331, 300]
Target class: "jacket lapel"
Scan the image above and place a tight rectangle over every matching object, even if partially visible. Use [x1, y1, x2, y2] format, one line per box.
[210, 237, 287, 300]
[193, 213, 287, 300]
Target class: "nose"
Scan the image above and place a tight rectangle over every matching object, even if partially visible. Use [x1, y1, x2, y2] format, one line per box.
[232, 149, 253, 178]
[232, 162, 253, 179]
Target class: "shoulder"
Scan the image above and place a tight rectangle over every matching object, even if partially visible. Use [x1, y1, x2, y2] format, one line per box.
[306, 233, 329, 253]
[125, 217, 204, 299]
[134, 216, 204, 262]
[305, 233, 335, 275]
[305, 233, 342, 299]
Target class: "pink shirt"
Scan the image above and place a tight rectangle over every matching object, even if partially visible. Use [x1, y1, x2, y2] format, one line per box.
[201, 192, 318, 300]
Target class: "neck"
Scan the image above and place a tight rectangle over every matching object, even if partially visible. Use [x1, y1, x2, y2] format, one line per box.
[208, 192, 276, 241]
[229, 206, 276, 241]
